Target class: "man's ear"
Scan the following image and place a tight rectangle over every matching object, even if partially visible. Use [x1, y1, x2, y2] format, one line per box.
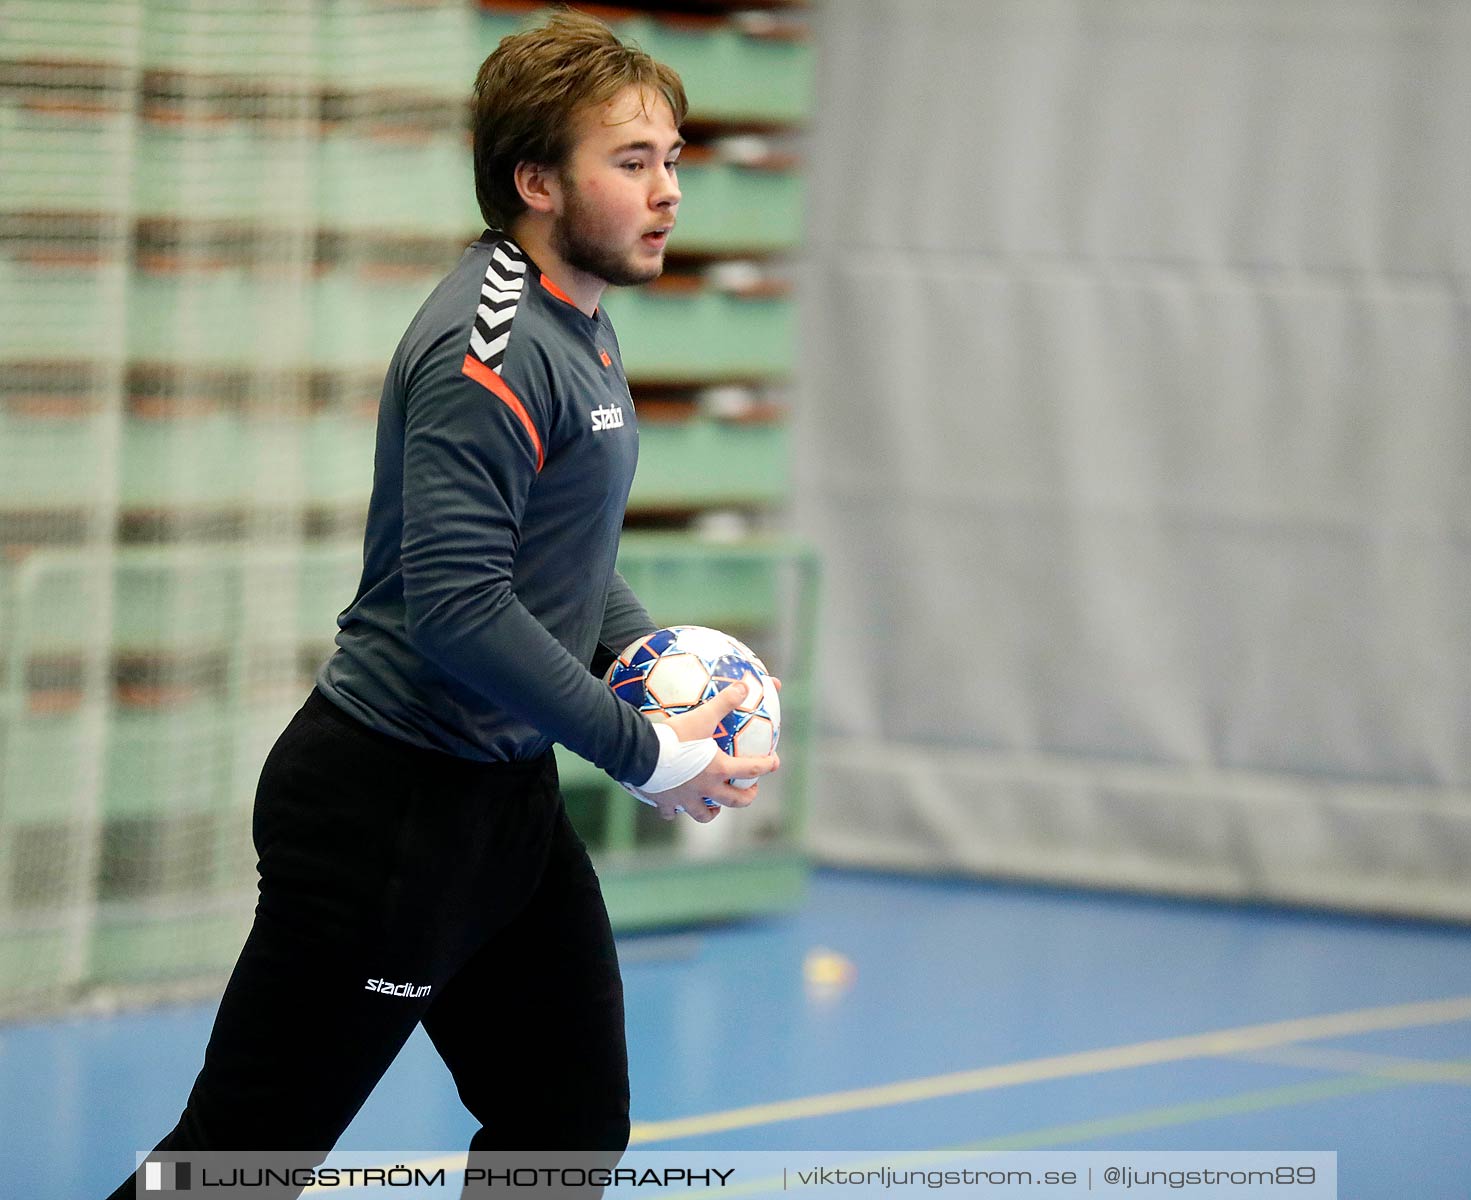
[514, 160, 561, 215]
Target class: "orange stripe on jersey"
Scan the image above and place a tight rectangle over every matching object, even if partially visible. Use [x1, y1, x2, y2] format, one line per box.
[539, 272, 596, 316]
[460, 354, 545, 472]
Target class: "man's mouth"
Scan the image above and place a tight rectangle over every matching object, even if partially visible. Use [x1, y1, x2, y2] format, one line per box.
[642, 227, 672, 247]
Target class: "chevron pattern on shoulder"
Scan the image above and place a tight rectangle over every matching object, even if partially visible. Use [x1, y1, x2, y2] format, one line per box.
[468, 240, 528, 373]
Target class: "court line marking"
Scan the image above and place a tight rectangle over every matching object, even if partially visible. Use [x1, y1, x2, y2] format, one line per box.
[593, 1066, 1469, 1200]
[628, 994, 1471, 1143]
[959, 1071, 1429, 1152]
[646, 1056, 1471, 1200]
[304, 994, 1471, 1190]
[1223, 1044, 1471, 1085]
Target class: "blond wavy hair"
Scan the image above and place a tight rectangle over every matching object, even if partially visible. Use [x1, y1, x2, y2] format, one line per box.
[471, 7, 689, 231]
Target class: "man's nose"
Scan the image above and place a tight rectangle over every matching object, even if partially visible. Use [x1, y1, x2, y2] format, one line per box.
[653, 165, 681, 208]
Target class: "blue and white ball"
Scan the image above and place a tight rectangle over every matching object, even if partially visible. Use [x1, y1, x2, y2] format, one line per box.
[605, 625, 781, 774]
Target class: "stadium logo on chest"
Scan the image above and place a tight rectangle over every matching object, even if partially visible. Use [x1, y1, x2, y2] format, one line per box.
[591, 403, 625, 432]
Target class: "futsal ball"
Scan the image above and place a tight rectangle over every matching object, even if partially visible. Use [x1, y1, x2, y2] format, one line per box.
[605, 625, 781, 787]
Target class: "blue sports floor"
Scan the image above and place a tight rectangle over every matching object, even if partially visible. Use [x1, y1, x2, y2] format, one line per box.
[4, 869, 1471, 1198]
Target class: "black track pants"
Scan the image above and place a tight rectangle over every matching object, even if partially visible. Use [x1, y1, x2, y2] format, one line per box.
[106, 690, 630, 1199]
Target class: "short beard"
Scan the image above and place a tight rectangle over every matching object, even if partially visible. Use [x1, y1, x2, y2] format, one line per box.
[550, 178, 664, 289]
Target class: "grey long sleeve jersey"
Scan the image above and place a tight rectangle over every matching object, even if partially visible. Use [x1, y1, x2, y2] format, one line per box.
[316, 233, 661, 785]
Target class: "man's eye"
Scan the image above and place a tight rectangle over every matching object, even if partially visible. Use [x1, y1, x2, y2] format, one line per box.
[622, 161, 643, 171]
[665, 161, 679, 172]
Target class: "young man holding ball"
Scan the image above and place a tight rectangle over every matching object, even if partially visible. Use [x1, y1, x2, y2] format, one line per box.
[108, 9, 776, 1197]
